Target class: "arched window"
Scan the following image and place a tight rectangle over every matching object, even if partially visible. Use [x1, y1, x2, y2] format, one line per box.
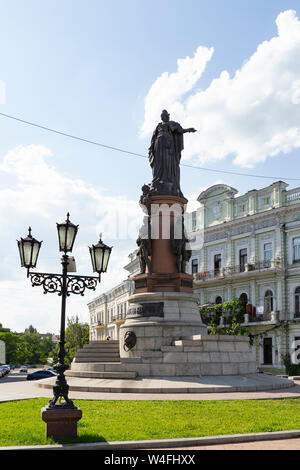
[293, 238, 300, 263]
[295, 287, 300, 317]
[215, 296, 222, 305]
[264, 290, 274, 314]
[239, 293, 248, 314]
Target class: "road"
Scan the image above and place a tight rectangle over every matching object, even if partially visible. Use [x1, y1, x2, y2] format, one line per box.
[0, 367, 52, 401]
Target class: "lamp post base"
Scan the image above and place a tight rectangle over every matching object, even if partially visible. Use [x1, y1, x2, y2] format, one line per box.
[41, 405, 82, 440]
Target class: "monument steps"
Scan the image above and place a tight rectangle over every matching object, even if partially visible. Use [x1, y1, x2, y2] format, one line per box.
[75, 351, 120, 357]
[81, 341, 119, 348]
[74, 357, 120, 363]
[65, 370, 137, 379]
[72, 340, 120, 364]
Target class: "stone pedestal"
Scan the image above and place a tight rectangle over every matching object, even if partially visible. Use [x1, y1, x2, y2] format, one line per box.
[134, 194, 192, 294]
[41, 406, 82, 440]
[120, 292, 207, 360]
[133, 272, 193, 293]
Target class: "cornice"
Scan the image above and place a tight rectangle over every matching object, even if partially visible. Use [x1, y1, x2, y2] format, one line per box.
[201, 202, 300, 235]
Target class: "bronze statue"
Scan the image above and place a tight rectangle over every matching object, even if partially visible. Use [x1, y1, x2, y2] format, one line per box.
[148, 110, 196, 197]
[136, 216, 152, 274]
[171, 215, 192, 273]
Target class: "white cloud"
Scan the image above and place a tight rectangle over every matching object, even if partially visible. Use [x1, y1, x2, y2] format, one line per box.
[0, 144, 142, 238]
[140, 45, 214, 138]
[141, 9, 300, 168]
[0, 144, 142, 333]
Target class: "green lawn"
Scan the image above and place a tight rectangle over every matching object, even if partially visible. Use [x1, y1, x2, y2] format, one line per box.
[1, 398, 300, 446]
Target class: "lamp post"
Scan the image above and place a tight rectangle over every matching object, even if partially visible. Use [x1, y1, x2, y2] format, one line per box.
[17, 213, 112, 439]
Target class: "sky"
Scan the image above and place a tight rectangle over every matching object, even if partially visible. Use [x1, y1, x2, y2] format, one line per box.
[1, 0, 300, 333]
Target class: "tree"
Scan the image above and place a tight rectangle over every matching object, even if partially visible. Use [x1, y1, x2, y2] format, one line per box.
[0, 331, 20, 364]
[200, 298, 247, 336]
[25, 325, 38, 334]
[0, 324, 55, 365]
[64, 316, 89, 364]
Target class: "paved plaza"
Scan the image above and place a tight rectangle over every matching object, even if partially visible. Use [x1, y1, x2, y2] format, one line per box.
[1, 369, 300, 402]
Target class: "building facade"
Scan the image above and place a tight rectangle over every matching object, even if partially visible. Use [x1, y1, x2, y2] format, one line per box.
[185, 181, 300, 371]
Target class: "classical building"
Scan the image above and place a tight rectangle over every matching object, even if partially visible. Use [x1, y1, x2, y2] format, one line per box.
[88, 251, 139, 341]
[185, 181, 300, 372]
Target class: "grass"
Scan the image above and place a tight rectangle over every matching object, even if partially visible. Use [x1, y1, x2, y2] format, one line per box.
[1, 398, 300, 446]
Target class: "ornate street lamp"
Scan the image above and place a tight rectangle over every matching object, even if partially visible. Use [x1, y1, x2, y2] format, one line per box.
[17, 214, 112, 439]
[17, 227, 42, 275]
[57, 212, 79, 253]
[89, 233, 112, 278]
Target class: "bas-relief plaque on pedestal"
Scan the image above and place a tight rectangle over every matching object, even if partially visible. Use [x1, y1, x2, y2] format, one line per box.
[126, 302, 164, 318]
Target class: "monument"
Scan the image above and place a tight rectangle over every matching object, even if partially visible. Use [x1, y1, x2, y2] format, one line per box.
[116, 110, 256, 378]
[118, 110, 211, 373]
[39, 111, 293, 393]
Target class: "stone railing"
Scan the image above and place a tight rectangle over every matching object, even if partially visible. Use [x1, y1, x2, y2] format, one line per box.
[111, 314, 125, 322]
[286, 190, 300, 203]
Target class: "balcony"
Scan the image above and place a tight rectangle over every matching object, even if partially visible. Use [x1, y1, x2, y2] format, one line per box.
[202, 311, 278, 329]
[90, 321, 103, 328]
[286, 189, 300, 203]
[245, 310, 280, 323]
[194, 259, 281, 282]
[111, 314, 125, 323]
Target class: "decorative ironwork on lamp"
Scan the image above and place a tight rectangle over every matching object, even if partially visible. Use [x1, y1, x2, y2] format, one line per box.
[17, 214, 112, 411]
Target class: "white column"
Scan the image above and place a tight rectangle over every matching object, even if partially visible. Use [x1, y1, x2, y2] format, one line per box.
[250, 280, 256, 306]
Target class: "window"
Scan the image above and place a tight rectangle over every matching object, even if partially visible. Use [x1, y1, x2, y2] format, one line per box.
[215, 296, 222, 305]
[264, 243, 272, 267]
[263, 337, 273, 365]
[239, 248, 247, 272]
[238, 202, 247, 215]
[295, 287, 300, 317]
[214, 254, 221, 275]
[264, 290, 274, 314]
[191, 259, 198, 274]
[293, 237, 300, 263]
[240, 293, 248, 314]
[262, 196, 270, 206]
[192, 211, 197, 231]
[293, 336, 300, 364]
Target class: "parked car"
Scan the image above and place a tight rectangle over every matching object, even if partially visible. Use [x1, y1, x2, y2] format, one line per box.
[0, 367, 5, 378]
[26, 369, 57, 381]
[1, 365, 10, 374]
[9, 364, 15, 370]
[19, 366, 28, 373]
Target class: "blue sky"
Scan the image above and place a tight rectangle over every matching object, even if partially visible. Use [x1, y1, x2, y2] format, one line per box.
[1, 0, 300, 332]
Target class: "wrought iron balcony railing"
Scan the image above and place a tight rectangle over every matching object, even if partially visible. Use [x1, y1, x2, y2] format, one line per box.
[194, 259, 281, 281]
[90, 321, 103, 328]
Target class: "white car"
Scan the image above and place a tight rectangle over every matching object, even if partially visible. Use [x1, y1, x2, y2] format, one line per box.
[19, 366, 28, 373]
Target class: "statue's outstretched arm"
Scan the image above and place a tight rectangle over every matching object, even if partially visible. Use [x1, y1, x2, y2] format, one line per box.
[182, 128, 197, 134]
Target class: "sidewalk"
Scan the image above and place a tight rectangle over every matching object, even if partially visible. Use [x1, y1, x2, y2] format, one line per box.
[1, 371, 300, 402]
[2, 431, 300, 451]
